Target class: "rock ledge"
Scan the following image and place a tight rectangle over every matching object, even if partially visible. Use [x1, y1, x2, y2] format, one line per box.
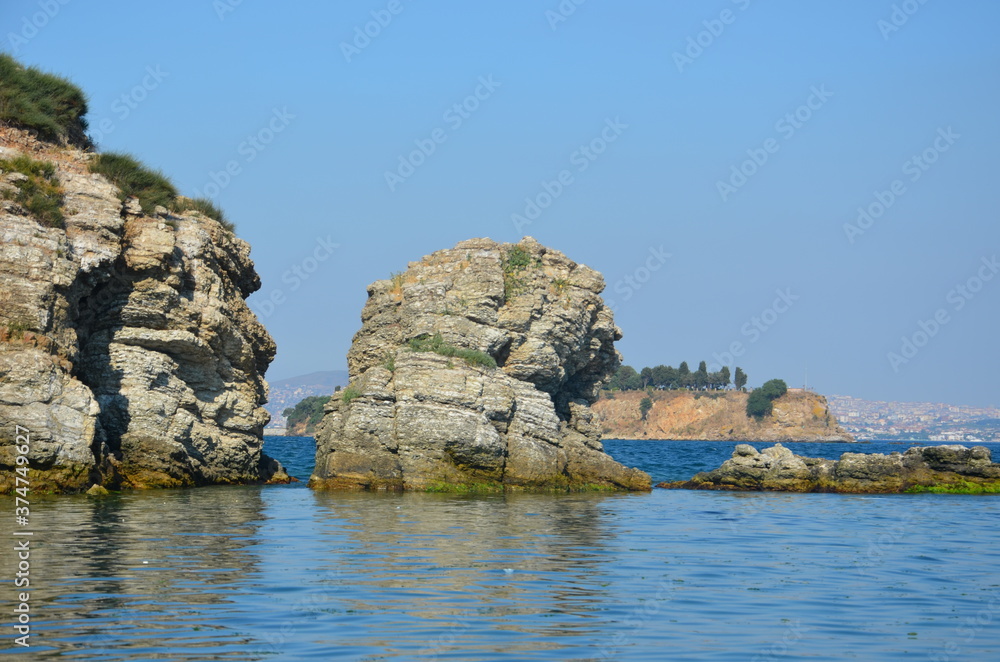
[659, 443, 1000, 493]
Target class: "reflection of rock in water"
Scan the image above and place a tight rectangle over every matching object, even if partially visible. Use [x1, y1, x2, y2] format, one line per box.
[310, 492, 623, 629]
[7, 489, 268, 655]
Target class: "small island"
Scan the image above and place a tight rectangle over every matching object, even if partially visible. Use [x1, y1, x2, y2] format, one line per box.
[309, 237, 651, 492]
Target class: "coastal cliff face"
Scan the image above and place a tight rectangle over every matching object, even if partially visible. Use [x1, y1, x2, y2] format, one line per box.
[592, 389, 853, 442]
[311, 237, 651, 491]
[0, 127, 282, 492]
[287, 420, 311, 437]
[661, 443, 1000, 494]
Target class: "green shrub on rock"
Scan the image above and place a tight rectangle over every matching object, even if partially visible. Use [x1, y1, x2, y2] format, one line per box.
[639, 396, 653, 420]
[407, 332, 497, 369]
[502, 244, 539, 301]
[0, 155, 65, 228]
[746, 379, 788, 420]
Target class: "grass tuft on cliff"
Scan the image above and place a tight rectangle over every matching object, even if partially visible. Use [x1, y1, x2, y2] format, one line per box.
[0, 155, 65, 228]
[90, 152, 177, 211]
[5, 319, 31, 340]
[89, 153, 234, 232]
[408, 332, 497, 369]
[502, 243, 539, 301]
[175, 196, 234, 233]
[0, 54, 89, 146]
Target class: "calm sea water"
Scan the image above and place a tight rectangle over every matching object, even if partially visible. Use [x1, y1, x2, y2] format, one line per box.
[3, 438, 999, 660]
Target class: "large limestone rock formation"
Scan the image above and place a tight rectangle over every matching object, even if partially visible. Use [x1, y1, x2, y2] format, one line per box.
[660, 443, 1000, 493]
[0, 127, 283, 492]
[311, 237, 651, 491]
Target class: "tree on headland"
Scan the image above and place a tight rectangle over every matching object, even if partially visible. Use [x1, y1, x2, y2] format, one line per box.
[734, 367, 748, 391]
[651, 364, 677, 389]
[746, 379, 788, 420]
[605, 362, 743, 393]
[759, 379, 787, 400]
[640, 366, 653, 389]
[746, 390, 772, 419]
[283, 395, 332, 435]
[639, 397, 653, 421]
[608, 365, 642, 391]
[694, 361, 708, 389]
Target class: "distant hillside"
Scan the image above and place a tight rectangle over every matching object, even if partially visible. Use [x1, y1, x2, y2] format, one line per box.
[270, 370, 349, 390]
[282, 395, 331, 437]
[265, 370, 348, 427]
[593, 390, 853, 442]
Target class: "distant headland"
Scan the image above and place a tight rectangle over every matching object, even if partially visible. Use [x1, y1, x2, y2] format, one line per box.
[592, 388, 853, 442]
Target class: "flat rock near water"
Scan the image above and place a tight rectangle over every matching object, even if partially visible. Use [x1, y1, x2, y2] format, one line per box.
[659, 443, 1000, 493]
[310, 237, 651, 492]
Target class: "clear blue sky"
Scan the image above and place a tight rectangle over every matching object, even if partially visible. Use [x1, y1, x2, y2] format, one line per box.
[5, 0, 998, 407]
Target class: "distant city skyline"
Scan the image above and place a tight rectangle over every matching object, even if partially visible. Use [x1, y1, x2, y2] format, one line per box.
[6, 0, 998, 407]
[827, 394, 1000, 442]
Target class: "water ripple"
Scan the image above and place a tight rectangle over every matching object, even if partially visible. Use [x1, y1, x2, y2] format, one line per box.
[2, 438, 999, 660]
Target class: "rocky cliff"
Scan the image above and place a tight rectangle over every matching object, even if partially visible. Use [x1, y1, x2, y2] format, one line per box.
[660, 443, 1000, 494]
[310, 237, 651, 491]
[592, 389, 853, 442]
[0, 126, 284, 492]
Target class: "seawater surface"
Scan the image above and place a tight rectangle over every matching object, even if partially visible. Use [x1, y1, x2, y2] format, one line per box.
[2, 438, 999, 660]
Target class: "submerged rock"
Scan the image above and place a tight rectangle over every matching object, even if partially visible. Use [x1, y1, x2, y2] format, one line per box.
[659, 443, 1000, 493]
[0, 127, 283, 492]
[310, 237, 650, 491]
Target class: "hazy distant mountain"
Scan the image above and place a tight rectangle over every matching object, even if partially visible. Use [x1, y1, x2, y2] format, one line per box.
[269, 371, 349, 391]
[265, 370, 349, 427]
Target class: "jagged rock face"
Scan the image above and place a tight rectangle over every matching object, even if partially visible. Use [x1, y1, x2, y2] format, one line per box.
[660, 443, 1000, 493]
[0, 129, 281, 492]
[311, 237, 651, 491]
